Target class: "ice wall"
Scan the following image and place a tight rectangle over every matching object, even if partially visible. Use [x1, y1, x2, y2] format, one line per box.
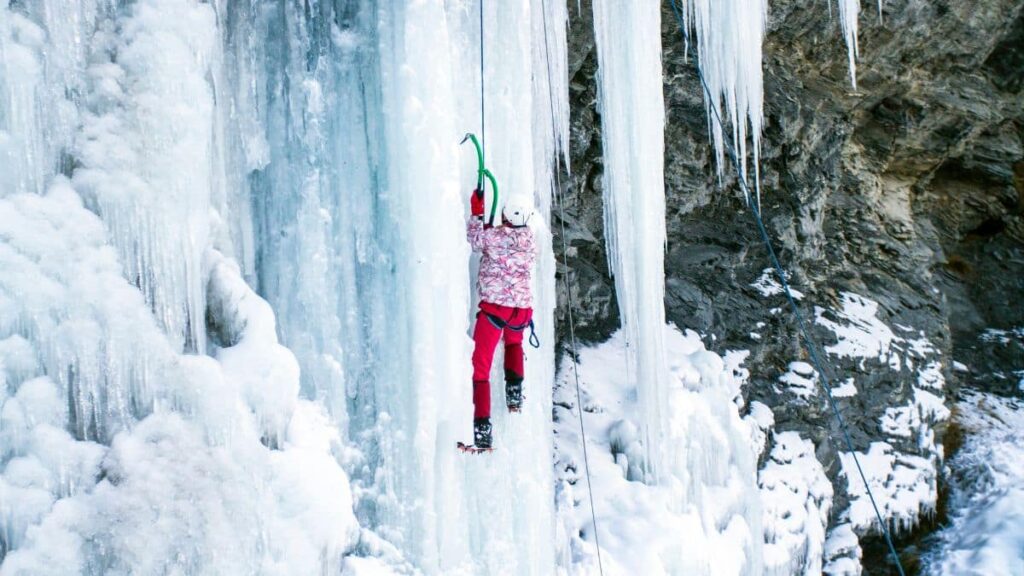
[0, 2, 358, 573]
[213, 0, 567, 574]
[592, 0, 671, 483]
[3, 0, 562, 573]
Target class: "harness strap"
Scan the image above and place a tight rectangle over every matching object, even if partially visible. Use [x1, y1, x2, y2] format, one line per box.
[528, 320, 540, 349]
[481, 311, 530, 331]
[479, 311, 541, 349]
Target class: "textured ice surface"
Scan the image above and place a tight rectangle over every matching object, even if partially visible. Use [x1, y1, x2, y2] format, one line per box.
[760, 432, 833, 576]
[0, 185, 357, 575]
[554, 327, 764, 575]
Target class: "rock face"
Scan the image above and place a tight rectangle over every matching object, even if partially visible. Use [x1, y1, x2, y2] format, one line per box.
[558, 0, 1023, 571]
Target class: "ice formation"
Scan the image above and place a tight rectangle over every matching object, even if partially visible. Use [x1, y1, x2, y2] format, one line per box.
[677, 0, 768, 198]
[590, 16, 763, 573]
[760, 432, 833, 576]
[822, 523, 863, 576]
[591, 0, 670, 483]
[554, 327, 764, 575]
[835, 0, 886, 90]
[1, 0, 568, 573]
[837, 0, 861, 89]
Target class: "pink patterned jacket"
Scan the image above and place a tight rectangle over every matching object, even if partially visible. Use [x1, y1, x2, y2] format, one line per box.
[467, 218, 536, 308]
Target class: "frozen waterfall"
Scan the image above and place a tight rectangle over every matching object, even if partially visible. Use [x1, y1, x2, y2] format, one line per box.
[1, 0, 565, 574]
[2, 0, 777, 574]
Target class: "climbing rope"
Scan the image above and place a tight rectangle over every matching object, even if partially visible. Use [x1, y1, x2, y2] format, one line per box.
[539, 2, 606, 574]
[478, 0, 486, 164]
[666, 1, 907, 574]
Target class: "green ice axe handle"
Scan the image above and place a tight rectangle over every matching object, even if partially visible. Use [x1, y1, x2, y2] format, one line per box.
[482, 168, 499, 226]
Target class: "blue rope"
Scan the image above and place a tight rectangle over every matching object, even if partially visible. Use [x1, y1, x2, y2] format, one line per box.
[479, 0, 486, 164]
[666, 2, 906, 574]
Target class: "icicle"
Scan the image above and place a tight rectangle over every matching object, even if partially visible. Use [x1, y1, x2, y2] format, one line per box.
[592, 0, 670, 483]
[838, 0, 861, 90]
[682, 0, 767, 202]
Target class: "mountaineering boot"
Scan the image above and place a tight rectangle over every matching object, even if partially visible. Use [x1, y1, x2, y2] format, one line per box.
[473, 417, 493, 449]
[505, 369, 524, 413]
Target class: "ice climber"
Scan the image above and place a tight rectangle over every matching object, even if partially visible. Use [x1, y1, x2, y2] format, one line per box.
[466, 189, 537, 450]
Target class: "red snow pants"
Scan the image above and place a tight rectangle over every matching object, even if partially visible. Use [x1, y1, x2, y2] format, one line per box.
[472, 301, 533, 419]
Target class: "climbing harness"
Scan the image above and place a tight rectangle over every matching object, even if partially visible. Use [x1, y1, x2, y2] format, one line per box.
[666, 1, 907, 574]
[539, 1, 605, 574]
[480, 310, 541, 349]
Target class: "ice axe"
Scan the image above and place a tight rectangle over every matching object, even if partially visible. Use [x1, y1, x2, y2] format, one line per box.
[461, 132, 500, 226]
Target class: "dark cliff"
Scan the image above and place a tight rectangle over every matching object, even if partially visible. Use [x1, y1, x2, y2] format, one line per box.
[556, 1, 1024, 572]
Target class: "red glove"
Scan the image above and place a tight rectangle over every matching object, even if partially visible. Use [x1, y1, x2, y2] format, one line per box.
[471, 188, 484, 217]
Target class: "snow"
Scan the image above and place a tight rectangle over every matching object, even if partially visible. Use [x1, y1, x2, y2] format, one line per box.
[815, 292, 949, 544]
[838, 442, 936, 534]
[554, 326, 763, 575]
[925, 392, 1024, 575]
[592, 0, 670, 483]
[879, 377, 950, 451]
[823, 523, 862, 576]
[815, 292, 899, 369]
[831, 378, 858, 398]
[751, 268, 805, 300]
[760, 432, 833, 576]
[816, 292, 939, 371]
[777, 361, 818, 400]
[979, 327, 1024, 345]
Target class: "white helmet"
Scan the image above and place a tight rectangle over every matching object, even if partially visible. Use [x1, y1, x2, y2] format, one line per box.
[502, 194, 534, 227]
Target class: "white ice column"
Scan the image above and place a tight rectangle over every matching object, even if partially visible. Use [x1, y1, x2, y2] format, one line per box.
[592, 1, 671, 483]
[375, 1, 472, 570]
